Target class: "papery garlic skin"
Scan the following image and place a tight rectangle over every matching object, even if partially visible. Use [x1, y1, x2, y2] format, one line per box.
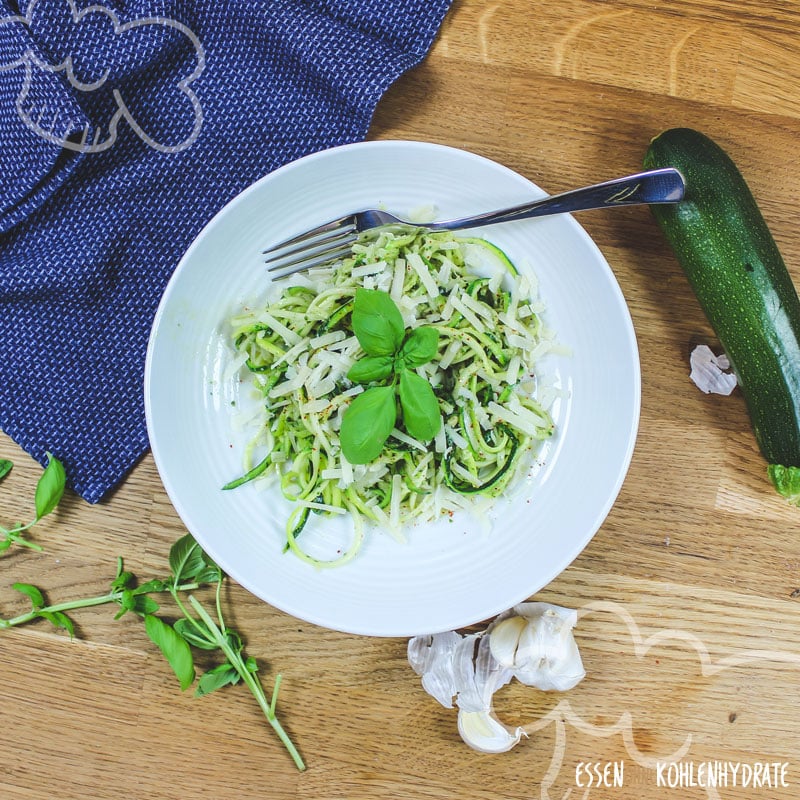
[453, 630, 512, 712]
[689, 344, 737, 395]
[407, 629, 512, 711]
[457, 709, 525, 754]
[407, 630, 463, 708]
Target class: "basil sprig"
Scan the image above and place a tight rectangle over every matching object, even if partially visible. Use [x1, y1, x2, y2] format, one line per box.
[0, 458, 304, 769]
[0, 532, 305, 770]
[0, 452, 66, 554]
[340, 289, 441, 464]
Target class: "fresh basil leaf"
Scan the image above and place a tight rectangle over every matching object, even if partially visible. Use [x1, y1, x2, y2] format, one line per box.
[351, 289, 404, 356]
[399, 369, 441, 442]
[174, 617, 218, 650]
[114, 581, 163, 618]
[347, 355, 394, 384]
[37, 610, 75, 638]
[195, 662, 241, 697]
[53, 611, 75, 638]
[110, 570, 135, 592]
[34, 453, 66, 520]
[0, 460, 12, 482]
[144, 614, 196, 691]
[244, 656, 258, 674]
[168, 534, 208, 583]
[118, 589, 136, 613]
[133, 579, 169, 594]
[12, 582, 44, 610]
[340, 385, 397, 464]
[193, 563, 223, 585]
[225, 629, 242, 649]
[398, 326, 440, 368]
[132, 595, 160, 616]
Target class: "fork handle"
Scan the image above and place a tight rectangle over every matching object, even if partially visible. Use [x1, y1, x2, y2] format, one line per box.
[427, 167, 685, 231]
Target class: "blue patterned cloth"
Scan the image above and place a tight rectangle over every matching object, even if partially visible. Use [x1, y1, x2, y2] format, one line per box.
[0, 0, 451, 502]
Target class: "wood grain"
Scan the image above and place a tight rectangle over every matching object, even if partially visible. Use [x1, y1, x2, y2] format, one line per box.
[3, 1, 800, 798]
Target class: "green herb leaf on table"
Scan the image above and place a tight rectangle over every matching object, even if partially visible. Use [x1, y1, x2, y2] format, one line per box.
[169, 533, 210, 582]
[135, 578, 170, 594]
[36, 609, 75, 638]
[144, 613, 196, 691]
[0, 521, 305, 770]
[115, 589, 161, 620]
[399, 368, 442, 442]
[137, 595, 161, 615]
[110, 569, 136, 593]
[115, 589, 136, 618]
[11, 582, 76, 637]
[174, 616, 218, 650]
[1, 454, 66, 554]
[351, 288, 405, 356]
[195, 661, 242, 697]
[12, 581, 45, 609]
[34, 452, 66, 520]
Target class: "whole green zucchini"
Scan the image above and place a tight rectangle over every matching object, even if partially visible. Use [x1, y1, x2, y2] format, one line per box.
[643, 127, 800, 504]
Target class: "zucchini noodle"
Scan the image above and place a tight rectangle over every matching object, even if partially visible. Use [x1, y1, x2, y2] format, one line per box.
[226, 229, 558, 567]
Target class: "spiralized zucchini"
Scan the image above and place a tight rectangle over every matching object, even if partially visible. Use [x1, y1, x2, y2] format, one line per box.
[226, 229, 557, 567]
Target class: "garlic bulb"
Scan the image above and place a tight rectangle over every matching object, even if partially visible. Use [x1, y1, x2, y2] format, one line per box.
[488, 602, 585, 691]
[408, 601, 584, 754]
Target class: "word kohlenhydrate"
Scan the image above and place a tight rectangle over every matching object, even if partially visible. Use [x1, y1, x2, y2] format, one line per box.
[656, 760, 790, 789]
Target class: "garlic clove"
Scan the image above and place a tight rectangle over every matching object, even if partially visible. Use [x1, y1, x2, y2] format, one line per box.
[488, 615, 527, 668]
[511, 606, 585, 691]
[514, 609, 561, 665]
[457, 709, 525, 754]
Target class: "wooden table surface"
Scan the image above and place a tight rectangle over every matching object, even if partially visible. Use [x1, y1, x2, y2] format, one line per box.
[4, 1, 800, 798]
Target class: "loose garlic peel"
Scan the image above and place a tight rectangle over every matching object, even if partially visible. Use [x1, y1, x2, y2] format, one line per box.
[689, 344, 737, 395]
[408, 602, 585, 754]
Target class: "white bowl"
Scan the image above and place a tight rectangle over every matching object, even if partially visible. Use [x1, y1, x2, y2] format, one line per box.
[144, 140, 640, 637]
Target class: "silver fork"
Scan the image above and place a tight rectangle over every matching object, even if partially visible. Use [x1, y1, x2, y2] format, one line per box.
[264, 167, 685, 279]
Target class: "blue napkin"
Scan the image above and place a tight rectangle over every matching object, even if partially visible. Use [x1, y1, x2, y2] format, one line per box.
[0, 0, 452, 502]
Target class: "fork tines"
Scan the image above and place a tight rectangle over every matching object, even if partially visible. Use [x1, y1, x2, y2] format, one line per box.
[264, 215, 359, 279]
